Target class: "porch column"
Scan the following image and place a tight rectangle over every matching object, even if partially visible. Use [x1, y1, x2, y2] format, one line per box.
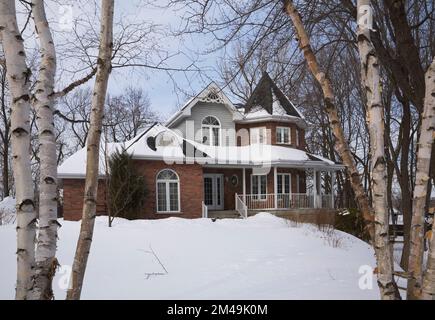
[331, 171, 336, 209]
[242, 167, 246, 203]
[274, 166, 278, 209]
[313, 168, 318, 208]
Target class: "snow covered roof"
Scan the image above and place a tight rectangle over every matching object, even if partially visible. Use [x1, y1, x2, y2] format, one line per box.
[58, 123, 344, 178]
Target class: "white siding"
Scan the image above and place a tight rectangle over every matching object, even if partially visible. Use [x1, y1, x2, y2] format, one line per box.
[169, 102, 236, 146]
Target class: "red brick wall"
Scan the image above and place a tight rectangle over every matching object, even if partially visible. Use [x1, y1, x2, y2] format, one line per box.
[235, 121, 306, 150]
[62, 160, 204, 221]
[133, 160, 203, 219]
[62, 179, 107, 221]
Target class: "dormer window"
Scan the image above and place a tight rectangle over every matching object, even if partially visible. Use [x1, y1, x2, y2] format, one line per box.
[202, 116, 221, 146]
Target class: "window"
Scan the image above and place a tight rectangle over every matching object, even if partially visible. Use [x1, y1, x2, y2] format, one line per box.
[202, 116, 221, 146]
[156, 169, 180, 212]
[250, 127, 267, 144]
[277, 173, 291, 194]
[276, 127, 291, 144]
[295, 129, 300, 146]
[251, 175, 267, 200]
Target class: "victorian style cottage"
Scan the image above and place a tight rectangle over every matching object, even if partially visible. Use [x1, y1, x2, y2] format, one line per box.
[59, 73, 344, 220]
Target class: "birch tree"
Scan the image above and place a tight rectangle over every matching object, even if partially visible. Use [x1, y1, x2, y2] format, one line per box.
[409, 58, 435, 300]
[27, 0, 59, 300]
[355, 0, 397, 299]
[0, 0, 36, 300]
[281, 0, 374, 234]
[66, 0, 115, 300]
[282, 0, 400, 299]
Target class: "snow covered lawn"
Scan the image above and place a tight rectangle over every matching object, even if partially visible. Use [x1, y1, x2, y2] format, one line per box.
[0, 213, 379, 299]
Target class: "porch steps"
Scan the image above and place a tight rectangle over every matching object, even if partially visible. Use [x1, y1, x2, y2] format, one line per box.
[208, 210, 242, 219]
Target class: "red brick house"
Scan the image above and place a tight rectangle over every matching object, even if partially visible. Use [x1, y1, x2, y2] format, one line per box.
[59, 73, 344, 221]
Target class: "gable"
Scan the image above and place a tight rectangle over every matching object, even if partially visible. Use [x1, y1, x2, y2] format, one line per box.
[165, 82, 243, 128]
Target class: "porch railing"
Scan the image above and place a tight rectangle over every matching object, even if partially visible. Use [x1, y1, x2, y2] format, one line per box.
[201, 201, 208, 218]
[235, 193, 248, 219]
[243, 193, 334, 210]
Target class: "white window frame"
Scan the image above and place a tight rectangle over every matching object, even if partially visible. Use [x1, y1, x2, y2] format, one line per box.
[295, 129, 300, 146]
[250, 127, 267, 144]
[276, 126, 291, 145]
[277, 173, 292, 194]
[156, 169, 181, 213]
[201, 116, 221, 146]
[251, 174, 267, 200]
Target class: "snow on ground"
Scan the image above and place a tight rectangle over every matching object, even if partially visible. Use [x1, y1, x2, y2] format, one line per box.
[0, 213, 380, 299]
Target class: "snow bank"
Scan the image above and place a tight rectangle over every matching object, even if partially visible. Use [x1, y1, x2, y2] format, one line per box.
[0, 213, 379, 299]
[0, 197, 16, 225]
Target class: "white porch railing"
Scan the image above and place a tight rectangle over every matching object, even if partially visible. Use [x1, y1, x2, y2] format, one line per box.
[235, 193, 248, 219]
[201, 201, 208, 218]
[243, 193, 334, 210]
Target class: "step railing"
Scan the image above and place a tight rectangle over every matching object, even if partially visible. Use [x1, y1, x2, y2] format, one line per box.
[201, 201, 208, 218]
[235, 193, 248, 219]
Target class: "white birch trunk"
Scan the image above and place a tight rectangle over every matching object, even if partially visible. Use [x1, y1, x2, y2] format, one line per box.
[282, 0, 374, 236]
[0, 0, 36, 300]
[419, 58, 435, 300]
[66, 0, 114, 300]
[27, 0, 59, 300]
[356, 0, 398, 299]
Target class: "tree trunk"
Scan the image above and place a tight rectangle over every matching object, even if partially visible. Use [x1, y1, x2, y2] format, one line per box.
[27, 0, 59, 300]
[398, 98, 412, 271]
[282, 0, 374, 236]
[66, 0, 114, 300]
[0, 0, 36, 300]
[356, 0, 398, 299]
[410, 58, 435, 300]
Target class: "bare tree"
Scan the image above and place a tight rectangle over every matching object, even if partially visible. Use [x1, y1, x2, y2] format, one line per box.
[356, 0, 396, 299]
[0, 0, 36, 300]
[26, 0, 60, 300]
[105, 87, 158, 142]
[409, 58, 435, 300]
[67, 0, 115, 300]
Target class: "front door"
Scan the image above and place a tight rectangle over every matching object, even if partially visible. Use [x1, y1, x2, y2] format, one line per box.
[204, 174, 224, 210]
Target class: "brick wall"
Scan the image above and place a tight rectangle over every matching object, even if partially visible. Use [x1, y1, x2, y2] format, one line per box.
[62, 160, 204, 221]
[133, 160, 203, 219]
[62, 179, 107, 221]
[235, 121, 306, 150]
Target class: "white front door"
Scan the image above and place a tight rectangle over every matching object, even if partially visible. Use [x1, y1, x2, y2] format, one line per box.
[204, 174, 224, 210]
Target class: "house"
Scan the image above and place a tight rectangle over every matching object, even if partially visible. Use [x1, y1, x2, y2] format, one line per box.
[58, 73, 345, 221]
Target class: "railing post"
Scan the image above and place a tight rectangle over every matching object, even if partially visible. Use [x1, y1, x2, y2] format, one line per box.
[274, 167, 278, 209]
[242, 168, 246, 204]
[313, 169, 318, 208]
[331, 171, 336, 209]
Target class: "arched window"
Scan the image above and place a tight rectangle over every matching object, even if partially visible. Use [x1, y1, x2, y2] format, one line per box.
[156, 169, 180, 212]
[201, 116, 221, 146]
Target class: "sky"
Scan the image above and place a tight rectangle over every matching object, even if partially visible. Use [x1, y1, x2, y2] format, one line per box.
[33, 0, 224, 122]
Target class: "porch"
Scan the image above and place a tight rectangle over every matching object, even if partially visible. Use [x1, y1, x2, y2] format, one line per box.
[202, 165, 342, 219]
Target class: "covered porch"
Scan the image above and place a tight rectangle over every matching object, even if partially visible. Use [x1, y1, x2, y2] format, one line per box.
[201, 163, 344, 219]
